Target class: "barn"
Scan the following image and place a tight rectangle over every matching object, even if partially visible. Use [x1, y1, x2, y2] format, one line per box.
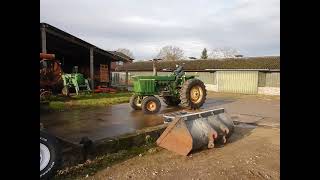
[40, 23, 133, 89]
[112, 56, 280, 95]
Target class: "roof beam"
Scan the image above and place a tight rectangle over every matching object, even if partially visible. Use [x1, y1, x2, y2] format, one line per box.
[41, 28, 47, 53]
[41, 23, 129, 62]
[45, 28, 91, 50]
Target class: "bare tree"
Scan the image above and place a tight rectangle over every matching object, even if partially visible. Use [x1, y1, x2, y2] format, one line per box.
[116, 48, 134, 59]
[156, 45, 184, 61]
[209, 47, 241, 59]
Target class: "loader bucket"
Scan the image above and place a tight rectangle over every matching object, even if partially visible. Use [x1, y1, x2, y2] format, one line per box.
[156, 108, 234, 156]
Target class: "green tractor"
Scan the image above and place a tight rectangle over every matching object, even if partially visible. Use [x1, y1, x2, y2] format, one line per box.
[130, 65, 207, 114]
[61, 66, 91, 96]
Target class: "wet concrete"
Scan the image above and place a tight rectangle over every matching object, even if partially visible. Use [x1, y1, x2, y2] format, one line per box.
[41, 97, 234, 143]
[40, 94, 279, 144]
[41, 104, 170, 143]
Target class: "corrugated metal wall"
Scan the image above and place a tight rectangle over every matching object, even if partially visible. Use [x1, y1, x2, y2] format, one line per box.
[258, 72, 266, 87]
[112, 70, 279, 94]
[185, 72, 216, 85]
[217, 71, 258, 94]
[266, 72, 280, 87]
[258, 72, 280, 87]
[112, 71, 217, 86]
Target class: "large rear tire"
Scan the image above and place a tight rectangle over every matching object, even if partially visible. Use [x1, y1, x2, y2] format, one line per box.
[40, 131, 62, 179]
[180, 78, 207, 109]
[162, 96, 181, 106]
[130, 95, 142, 110]
[141, 96, 161, 114]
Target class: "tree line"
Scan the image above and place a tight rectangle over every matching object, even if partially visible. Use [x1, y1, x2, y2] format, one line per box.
[116, 46, 242, 61]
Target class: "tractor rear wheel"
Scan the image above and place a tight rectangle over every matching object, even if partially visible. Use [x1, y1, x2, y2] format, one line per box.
[162, 96, 181, 106]
[142, 96, 161, 114]
[130, 95, 142, 110]
[180, 78, 207, 109]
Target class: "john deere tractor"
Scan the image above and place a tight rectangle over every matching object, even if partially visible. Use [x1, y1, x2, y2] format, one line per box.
[61, 66, 91, 96]
[130, 65, 207, 114]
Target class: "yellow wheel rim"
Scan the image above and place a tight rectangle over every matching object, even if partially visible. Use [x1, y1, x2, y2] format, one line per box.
[146, 101, 157, 111]
[190, 85, 203, 103]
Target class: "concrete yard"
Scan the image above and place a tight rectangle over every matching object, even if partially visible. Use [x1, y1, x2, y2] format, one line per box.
[86, 92, 280, 180]
[42, 92, 280, 180]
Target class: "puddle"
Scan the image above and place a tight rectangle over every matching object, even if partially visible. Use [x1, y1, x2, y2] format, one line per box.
[40, 103, 184, 143]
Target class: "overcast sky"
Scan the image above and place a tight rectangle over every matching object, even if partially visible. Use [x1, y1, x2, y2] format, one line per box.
[40, 0, 279, 60]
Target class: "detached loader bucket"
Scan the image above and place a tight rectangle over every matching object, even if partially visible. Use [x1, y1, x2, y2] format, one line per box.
[156, 108, 234, 156]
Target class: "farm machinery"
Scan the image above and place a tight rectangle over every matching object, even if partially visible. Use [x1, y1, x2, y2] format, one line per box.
[40, 53, 63, 101]
[61, 66, 91, 96]
[130, 65, 235, 156]
[130, 65, 207, 114]
[40, 53, 91, 97]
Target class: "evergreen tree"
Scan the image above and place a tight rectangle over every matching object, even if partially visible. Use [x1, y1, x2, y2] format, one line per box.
[201, 48, 208, 59]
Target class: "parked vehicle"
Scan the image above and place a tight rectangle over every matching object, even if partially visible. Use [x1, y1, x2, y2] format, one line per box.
[130, 65, 207, 114]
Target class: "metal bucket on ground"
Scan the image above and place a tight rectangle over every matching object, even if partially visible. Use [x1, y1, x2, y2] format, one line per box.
[156, 108, 234, 156]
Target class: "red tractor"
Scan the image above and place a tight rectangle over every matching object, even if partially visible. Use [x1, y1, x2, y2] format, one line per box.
[40, 53, 63, 101]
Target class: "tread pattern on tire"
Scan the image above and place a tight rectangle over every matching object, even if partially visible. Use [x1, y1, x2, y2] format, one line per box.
[40, 131, 62, 180]
[180, 78, 207, 109]
[130, 95, 142, 110]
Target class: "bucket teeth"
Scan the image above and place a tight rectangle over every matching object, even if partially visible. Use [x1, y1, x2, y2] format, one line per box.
[208, 140, 215, 149]
[207, 128, 217, 149]
[222, 136, 227, 144]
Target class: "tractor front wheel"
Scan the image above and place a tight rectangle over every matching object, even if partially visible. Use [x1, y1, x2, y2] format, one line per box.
[130, 95, 142, 110]
[141, 96, 161, 114]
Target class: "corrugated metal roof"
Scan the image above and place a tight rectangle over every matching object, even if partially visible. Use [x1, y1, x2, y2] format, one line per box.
[40, 23, 132, 62]
[110, 51, 134, 61]
[117, 56, 280, 71]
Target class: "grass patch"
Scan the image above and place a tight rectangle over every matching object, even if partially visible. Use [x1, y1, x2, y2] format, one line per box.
[47, 92, 133, 111]
[49, 101, 65, 109]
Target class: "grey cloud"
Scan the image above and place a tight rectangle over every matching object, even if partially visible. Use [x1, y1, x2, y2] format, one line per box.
[41, 0, 279, 59]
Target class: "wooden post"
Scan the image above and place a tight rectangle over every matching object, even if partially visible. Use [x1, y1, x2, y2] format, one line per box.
[125, 70, 129, 89]
[41, 27, 47, 53]
[108, 60, 112, 87]
[90, 47, 94, 91]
